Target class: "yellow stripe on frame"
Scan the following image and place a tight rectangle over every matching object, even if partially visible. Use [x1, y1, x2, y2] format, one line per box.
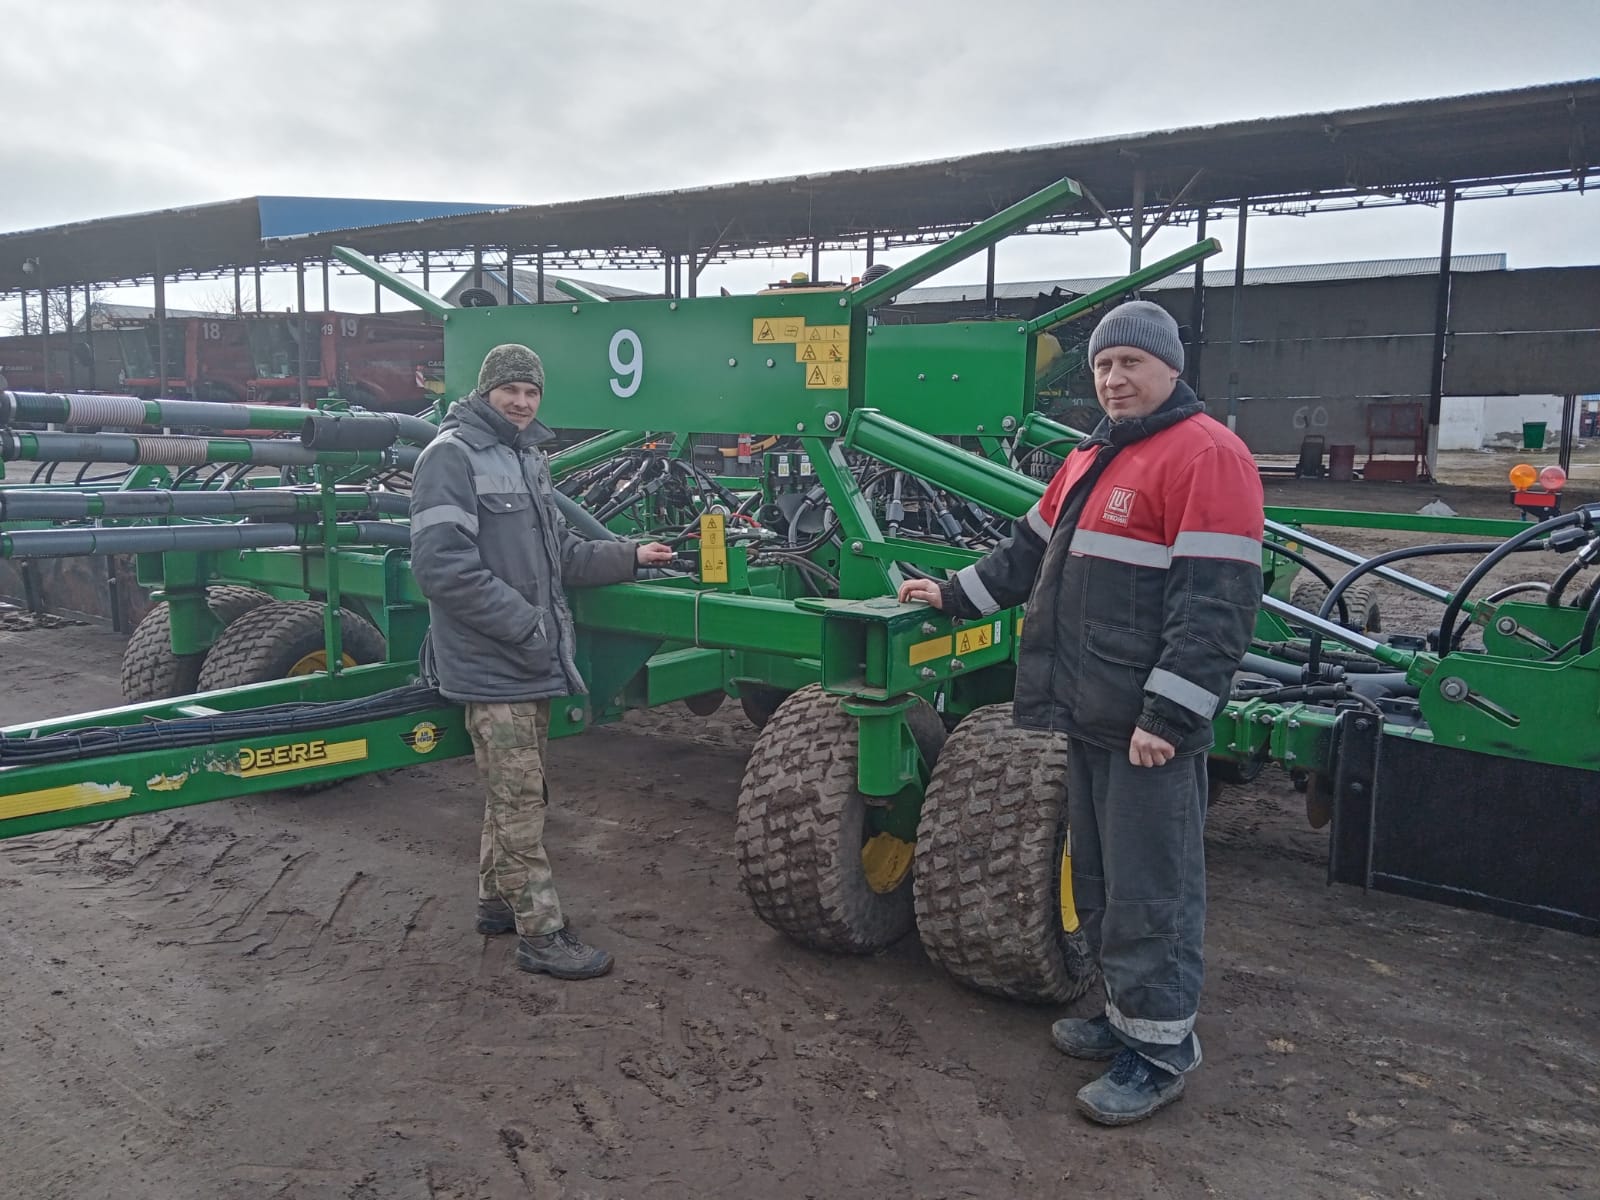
[909, 635, 952, 665]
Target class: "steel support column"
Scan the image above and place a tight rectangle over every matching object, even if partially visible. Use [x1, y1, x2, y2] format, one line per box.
[505, 248, 517, 305]
[295, 260, 309, 408]
[63, 288, 75, 390]
[253, 263, 262, 313]
[865, 233, 875, 268]
[1425, 186, 1457, 482]
[985, 245, 996, 313]
[811, 238, 820, 282]
[1225, 198, 1248, 433]
[154, 260, 168, 398]
[233, 267, 242, 315]
[1560, 393, 1578, 474]
[1188, 207, 1207, 396]
[322, 259, 331, 311]
[83, 284, 97, 388]
[1129, 168, 1146, 271]
[473, 247, 484, 289]
[535, 249, 544, 303]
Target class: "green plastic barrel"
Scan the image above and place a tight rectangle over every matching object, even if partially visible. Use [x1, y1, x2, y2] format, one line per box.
[1522, 421, 1547, 450]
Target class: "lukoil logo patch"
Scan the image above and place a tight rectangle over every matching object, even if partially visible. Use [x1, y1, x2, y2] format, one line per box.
[1103, 486, 1138, 526]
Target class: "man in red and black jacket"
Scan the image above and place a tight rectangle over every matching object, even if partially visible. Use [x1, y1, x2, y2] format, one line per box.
[900, 301, 1264, 1125]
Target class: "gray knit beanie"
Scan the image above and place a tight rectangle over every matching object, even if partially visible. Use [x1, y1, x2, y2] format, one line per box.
[1087, 301, 1184, 372]
[477, 343, 545, 394]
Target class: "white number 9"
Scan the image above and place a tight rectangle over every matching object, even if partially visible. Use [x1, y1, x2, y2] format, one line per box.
[608, 328, 642, 398]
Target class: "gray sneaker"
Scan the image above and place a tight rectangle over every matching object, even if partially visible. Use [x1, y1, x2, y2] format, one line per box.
[1076, 1048, 1186, 1126]
[515, 927, 614, 980]
[1050, 1014, 1121, 1061]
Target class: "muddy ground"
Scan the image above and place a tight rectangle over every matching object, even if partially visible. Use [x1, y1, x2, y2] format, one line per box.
[3, 471, 1599, 1199]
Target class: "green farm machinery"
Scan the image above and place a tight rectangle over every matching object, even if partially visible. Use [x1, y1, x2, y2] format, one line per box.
[3, 175, 1597, 1009]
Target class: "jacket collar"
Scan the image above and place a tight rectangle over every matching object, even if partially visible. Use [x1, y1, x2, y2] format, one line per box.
[441, 392, 556, 451]
[1075, 380, 1204, 452]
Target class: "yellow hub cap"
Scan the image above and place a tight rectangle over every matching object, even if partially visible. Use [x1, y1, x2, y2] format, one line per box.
[1059, 842, 1082, 933]
[287, 650, 357, 677]
[861, 832, 914, 894]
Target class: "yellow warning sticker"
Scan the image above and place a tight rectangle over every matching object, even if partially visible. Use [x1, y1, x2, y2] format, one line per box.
[804, 362, 848, 390]
[752, 316, 805, 344]
[908, 635, 952, 665]
[955, 624, 995, 655]
[238, 737, 367, 778]
[804, 323, 849, 343]
[699, 512, 729, 584]
[796, 339, 849, 364]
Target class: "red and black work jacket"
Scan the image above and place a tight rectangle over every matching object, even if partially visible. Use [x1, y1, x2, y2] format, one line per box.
[942, 382, 1264, 755]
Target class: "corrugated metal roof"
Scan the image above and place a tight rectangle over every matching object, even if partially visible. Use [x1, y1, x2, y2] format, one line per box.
[442, 268, 649, 305]
[898, 254, 1508, 305]
[1, 76, 1593, 292]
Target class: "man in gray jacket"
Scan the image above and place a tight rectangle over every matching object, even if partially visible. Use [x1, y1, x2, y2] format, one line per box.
[410, 344, 672, 979]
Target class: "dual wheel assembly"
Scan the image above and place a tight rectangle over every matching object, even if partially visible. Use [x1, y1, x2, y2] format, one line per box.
[735, 686, 1096, 1003]
[121, 587, 387, 702]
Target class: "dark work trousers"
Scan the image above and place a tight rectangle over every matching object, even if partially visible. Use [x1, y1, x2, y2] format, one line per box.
[1067, 736, 1208, 1075]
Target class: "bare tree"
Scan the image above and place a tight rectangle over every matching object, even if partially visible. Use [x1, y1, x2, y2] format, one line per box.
[191, 284, 259, 316]
[3, 287, 103, 336]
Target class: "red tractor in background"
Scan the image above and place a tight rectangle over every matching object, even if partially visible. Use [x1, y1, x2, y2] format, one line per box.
[111, 317, 256, 402]
[0, 336, 69, 393]
[243, 311, 442, 413]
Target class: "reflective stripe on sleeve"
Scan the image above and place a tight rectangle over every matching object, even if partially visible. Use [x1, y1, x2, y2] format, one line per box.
[1070, 529, 1172, 569]
[472, 472, 524, 494]
[954, 563, 1001, 615]
[410, 503, 479, 536]
[1145, 667, 1221, 718]
[1024, 503, 1053, 542]
[1172, 531, 1262, 563]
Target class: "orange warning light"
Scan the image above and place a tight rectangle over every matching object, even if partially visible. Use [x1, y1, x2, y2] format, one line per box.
[1509, 463, 1538, 490]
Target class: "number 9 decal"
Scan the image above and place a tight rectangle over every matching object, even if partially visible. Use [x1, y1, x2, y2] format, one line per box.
[609, 328, 642, 398]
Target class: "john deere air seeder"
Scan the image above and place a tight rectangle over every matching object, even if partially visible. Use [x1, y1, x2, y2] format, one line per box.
[3, 176, 1596, 1009]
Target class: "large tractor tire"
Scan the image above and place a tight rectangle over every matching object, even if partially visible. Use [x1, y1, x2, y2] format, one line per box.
[1290, 578, 1382, 635]
[913, 704, 1097, 1003]
[120, 585, 275, 702]
[735, 685, 946, 955]
[196, 600, 386, 692]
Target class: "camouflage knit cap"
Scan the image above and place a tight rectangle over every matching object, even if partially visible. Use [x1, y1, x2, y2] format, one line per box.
[477, 344, 545, 394]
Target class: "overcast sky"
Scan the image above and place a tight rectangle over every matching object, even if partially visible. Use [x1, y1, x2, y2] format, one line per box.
[1, 0, 1596, 315]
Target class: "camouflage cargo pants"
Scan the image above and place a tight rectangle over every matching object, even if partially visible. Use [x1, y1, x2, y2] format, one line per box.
[465, 700, 564, 936]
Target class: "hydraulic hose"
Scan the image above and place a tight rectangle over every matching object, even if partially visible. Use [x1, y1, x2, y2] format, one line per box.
[1318, 541, 1513, 625]
[1436, 507, 1598, 652]
[1580, 586, 1600, 657]
[1263, 538, 1350, 626]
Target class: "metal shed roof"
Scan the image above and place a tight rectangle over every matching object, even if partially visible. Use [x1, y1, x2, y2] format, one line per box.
[897, 254, 1510, 305]
[1, 78, 1593, 294]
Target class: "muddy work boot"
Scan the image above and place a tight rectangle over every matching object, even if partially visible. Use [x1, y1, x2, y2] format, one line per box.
[515, 927, 614, 980]
[1050, 1014, 1121, 1061]
[475, 897, 516, 935]
[1076, 1048, 1186, 1126]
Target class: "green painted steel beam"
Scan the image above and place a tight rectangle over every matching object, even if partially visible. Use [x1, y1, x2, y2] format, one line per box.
[1017, 411, 1090, 453]
[571, 583, 822, 659]
[850, 177, 1085, 311]
[548, 429, 650, 478]
[552, 278, 610, 303]
[1265, 507, 1532, 539]
[845, 408, 1043, 519]
[0, 703, 469, 840]
[332, 246, 455, 320]
[1025, 239, 1223, 334]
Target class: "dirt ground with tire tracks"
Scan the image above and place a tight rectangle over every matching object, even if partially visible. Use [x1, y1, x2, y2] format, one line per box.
[3, 466, 1600, 1199]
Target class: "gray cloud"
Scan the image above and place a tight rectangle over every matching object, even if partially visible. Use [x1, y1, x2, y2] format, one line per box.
[0, 0, 1595, 276]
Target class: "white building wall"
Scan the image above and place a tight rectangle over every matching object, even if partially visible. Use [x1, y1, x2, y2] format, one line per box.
[1436, 395, 1565, 449]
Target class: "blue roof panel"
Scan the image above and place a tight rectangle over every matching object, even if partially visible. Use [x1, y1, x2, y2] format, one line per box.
[256, 196, 510, 240]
